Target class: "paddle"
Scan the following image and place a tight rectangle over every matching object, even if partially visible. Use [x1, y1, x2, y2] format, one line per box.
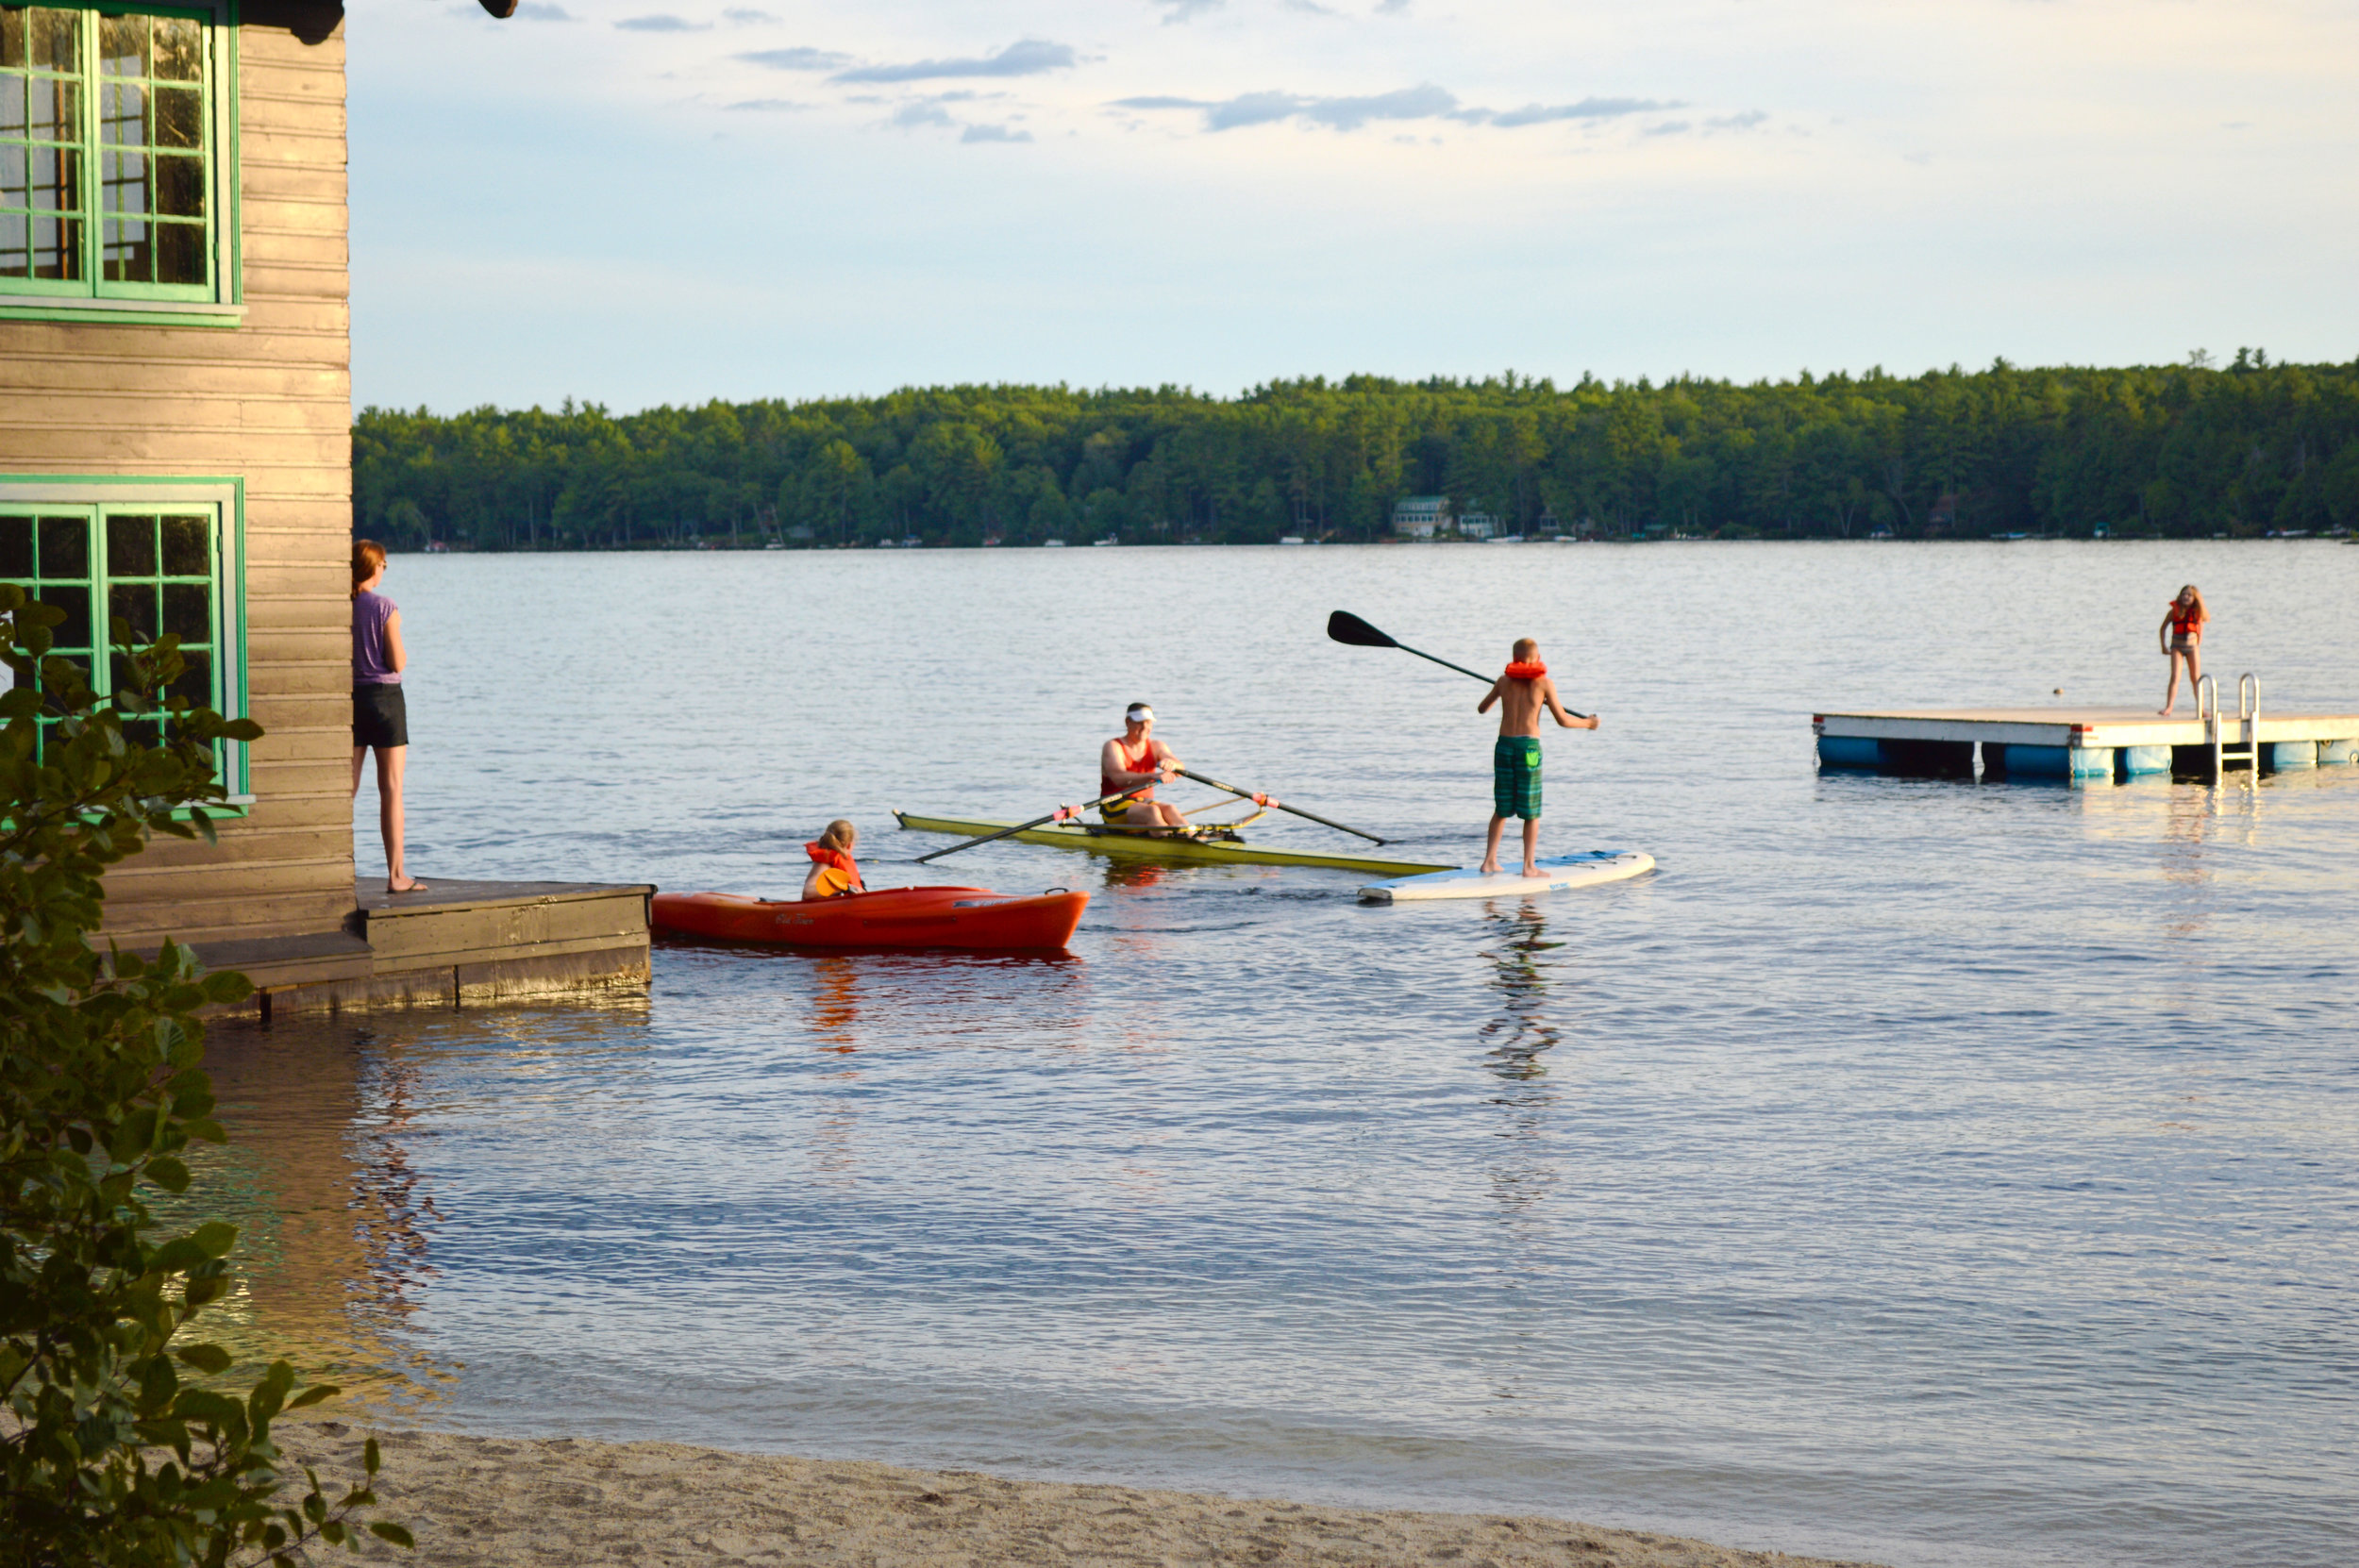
[912, 780, 1163, 864]
[1176, 768, 1387, 845]
[1327, 610, 1592, 719]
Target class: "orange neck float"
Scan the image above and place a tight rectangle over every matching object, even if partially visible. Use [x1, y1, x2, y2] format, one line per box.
[1505, 660, 1548, 680]
[805, 842, 864, 892]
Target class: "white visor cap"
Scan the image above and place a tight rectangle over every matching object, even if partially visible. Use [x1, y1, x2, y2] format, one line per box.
[1126, 705, 1155, 724]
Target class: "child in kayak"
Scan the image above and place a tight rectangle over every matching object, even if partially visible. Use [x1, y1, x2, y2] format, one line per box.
[1478, 638, 1598, 878]
[802, 819, 866, 900]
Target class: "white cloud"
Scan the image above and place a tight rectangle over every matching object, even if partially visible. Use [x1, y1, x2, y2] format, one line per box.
[833, 39, 1079, 84]
[613, 12, 708, 31]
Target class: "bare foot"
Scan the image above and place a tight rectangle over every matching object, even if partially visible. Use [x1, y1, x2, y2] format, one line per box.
[388, 876, 428, 893]
[1479, 861, 1501, 876]
[1521, 865, 1540, 879]
[2158, 708, 2174, 717]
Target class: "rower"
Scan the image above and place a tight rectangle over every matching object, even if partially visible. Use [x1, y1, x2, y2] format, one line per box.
[802, 819, 866, 899]
[1099, 703, 1189, 830]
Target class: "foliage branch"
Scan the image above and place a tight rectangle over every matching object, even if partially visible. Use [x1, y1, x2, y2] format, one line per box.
[0, 589, 410, 1566]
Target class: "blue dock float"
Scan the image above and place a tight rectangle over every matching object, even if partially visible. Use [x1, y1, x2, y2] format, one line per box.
[1813, 687, 2359, 786]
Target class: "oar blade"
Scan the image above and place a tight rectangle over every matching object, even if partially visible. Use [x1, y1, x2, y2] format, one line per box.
[1326, 610, 1397, 649]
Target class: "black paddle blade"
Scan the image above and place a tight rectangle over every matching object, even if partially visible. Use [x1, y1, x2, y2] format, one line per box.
[1327, 610, 1397, 649]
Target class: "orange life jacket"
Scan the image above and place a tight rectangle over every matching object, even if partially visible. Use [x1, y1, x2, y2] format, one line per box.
[1505, 660, 1548, 680]
[2168, 603, 2203, 638]
[805, 842, 864, 898]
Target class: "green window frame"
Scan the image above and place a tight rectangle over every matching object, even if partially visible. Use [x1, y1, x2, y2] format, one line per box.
[0, 0, 239, 323]
[0, 476, 247, 801]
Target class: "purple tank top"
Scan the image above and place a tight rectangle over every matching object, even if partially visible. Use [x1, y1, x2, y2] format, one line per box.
[353, 590, 401, 684]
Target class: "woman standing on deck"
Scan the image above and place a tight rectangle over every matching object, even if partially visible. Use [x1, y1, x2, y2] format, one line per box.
[2158, 584, 2210, 716]
[352, 541, 426, 892]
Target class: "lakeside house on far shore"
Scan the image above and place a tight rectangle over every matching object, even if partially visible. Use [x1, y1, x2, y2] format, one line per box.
[1390, 495, 1505, 540]
[1, 0, 649, 1014]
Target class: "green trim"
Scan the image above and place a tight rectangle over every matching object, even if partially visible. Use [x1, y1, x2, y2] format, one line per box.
[0, 298, 244, 326]
[0, 473, 250, 812]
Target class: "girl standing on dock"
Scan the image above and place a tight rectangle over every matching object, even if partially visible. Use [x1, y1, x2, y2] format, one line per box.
[352, 541, 426, 893]
[2159, 584, 2209, 715]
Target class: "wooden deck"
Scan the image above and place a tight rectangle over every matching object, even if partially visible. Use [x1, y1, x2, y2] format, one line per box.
[185, 878, 654, 1016]
[1814, 703, 2359, 782]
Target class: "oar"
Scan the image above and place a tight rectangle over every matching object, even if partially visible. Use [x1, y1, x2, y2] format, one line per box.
[1327, 610, 1592, 719]
[912, 780, 1162, 864]
[1176, 768, 1387, 845]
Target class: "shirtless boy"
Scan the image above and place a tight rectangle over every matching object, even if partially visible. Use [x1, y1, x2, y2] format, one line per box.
[1099, 702, 1189, 830]
[1477, 639, 1598, 877]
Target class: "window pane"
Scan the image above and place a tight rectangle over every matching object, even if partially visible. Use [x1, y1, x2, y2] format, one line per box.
[154, 84, 199, 149]
[109, 581, 158, 642]
[170, 646, 209, 707]
[159, 514, 207, 575]
[100, 78, 143, 144]
[100, 14, 147, 77]
[1, 142, 23, 202]
[0, 515, 31, 578]
[35, 513, 84, 576]
[152, 17, 199, 82]
[104, 149, 149, 213]
[0, 212, 22, 276]
[29, 7, 77, 72]
[102, 215, 148, 281]
[31, 212, 77, 277]
[107, 513, 158, 575]
[155, 154, 199, 217]
[119, 715, 159, 750]
[161, 580, 209, 643]
[40, 583, 89, 648]
[29, 144, 75, 209]
[154, 214, 200, 282]
[0, 8, 20, 70]
[3, 74, 24, 133]
[27, 75, 73, 139]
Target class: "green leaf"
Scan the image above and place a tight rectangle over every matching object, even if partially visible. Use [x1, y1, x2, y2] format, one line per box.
[202, 969, 253, 1003]
[287, 1382, 341, 1409]
[368, 1522, 416, 1548]
[192, 1220, 239, 1257]
[364, 1435, 381, 1474]
[175, 1343, 234, 1375]
[147, 1155, 191, 1193]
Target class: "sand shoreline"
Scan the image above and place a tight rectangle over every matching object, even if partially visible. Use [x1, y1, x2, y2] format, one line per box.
[281, 1424, 1884, 1567]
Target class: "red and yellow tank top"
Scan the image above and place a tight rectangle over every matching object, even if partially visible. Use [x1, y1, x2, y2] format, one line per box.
[1103, 736, 1159, 800]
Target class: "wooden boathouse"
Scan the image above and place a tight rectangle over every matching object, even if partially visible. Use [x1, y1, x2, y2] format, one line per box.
[1, 0, 647, 1013]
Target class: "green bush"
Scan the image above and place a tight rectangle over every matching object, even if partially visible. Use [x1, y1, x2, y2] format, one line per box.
[1, 587, 409, 1566]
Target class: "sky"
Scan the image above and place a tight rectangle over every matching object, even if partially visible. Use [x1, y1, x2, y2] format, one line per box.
[345, 0, 2359, 412]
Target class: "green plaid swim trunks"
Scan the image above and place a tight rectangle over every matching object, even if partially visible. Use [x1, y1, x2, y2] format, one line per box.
[1493, 735, 1543, 820]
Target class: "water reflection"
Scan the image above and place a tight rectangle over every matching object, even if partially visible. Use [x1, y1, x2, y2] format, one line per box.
[1480, 898, 1565, 1084]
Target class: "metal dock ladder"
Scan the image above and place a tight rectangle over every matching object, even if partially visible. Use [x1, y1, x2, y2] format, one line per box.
[2199, 673, 2260, 781]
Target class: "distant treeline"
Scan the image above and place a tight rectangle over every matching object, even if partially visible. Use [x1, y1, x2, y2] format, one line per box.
[351, 351, 2359, 549]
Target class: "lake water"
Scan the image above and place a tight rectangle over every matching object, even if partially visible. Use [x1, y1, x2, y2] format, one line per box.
[199, 542, 2355, 1568]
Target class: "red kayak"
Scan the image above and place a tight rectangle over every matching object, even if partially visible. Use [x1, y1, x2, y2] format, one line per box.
[651, 886, 1089, 950]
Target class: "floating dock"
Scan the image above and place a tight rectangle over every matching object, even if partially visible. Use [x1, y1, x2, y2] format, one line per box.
[186, 878, 656, 1018]
[1815, 692, 2359, 784]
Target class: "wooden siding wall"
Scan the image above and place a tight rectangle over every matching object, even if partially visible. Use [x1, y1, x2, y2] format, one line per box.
[0, 2, 356, 946]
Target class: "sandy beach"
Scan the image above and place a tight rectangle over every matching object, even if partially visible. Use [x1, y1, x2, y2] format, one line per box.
[282, 1424, 1881, 1567]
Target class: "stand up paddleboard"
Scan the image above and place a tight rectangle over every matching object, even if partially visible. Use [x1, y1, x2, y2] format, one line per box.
[1359, 850, 1654, 904]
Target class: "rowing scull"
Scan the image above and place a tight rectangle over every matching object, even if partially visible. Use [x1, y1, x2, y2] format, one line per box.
[893, 811, 1449, 876]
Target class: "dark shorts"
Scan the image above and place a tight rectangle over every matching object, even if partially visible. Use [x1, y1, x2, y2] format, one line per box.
[354, 683, 409, 749]
[1494, 735, 1543, 820]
